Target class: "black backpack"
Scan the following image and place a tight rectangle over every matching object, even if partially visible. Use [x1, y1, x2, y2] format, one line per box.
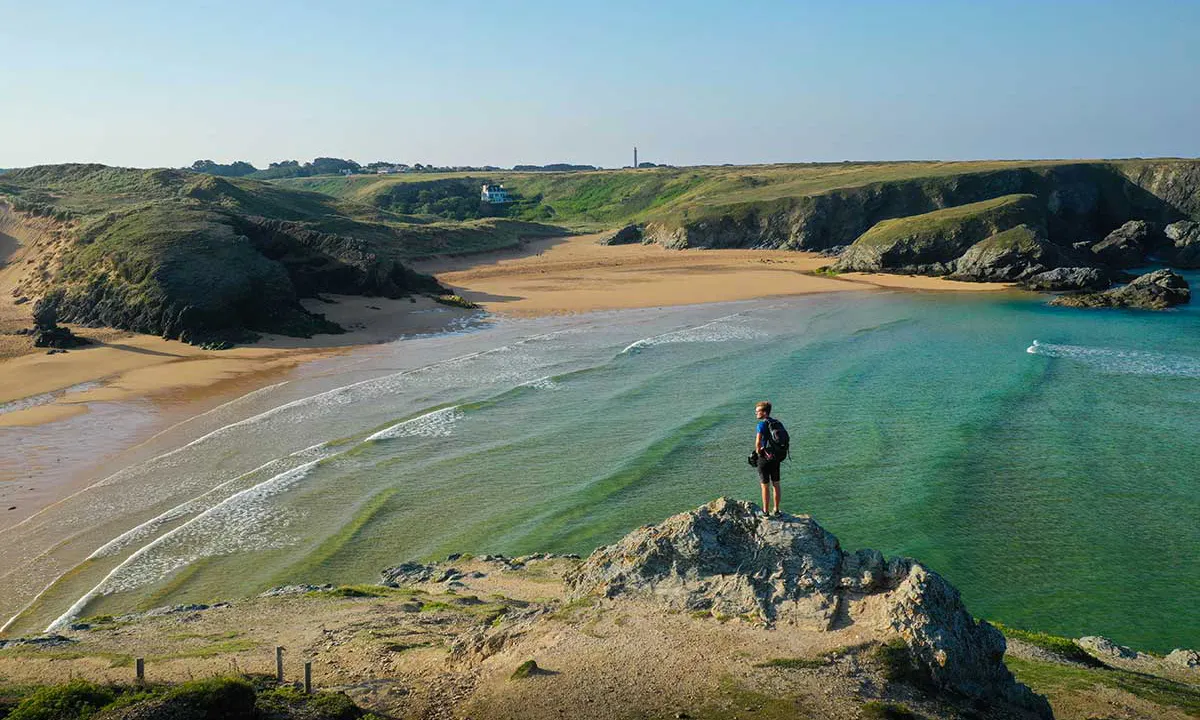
[763, 418, 790, 461]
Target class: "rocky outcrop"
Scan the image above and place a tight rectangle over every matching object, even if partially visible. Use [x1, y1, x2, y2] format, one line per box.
[1077, 635, 1140, 661]
[1019, 267, 1113, 292]
[1161, 220, 1200, 268]
[1089, 220, 1158, 268]
[949, 224, 1067, 281]
[1050, 269, 1191, 310]
[833, 194, 1045, 275]
[29, 295, 91, 349]
[566, 498, 1051, 717]
[597, 224, 644, 245]
[1166, 648, 1200, 668]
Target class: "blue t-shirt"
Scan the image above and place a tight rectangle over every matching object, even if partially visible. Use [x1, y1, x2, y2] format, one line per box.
[756, 419, 769, 437]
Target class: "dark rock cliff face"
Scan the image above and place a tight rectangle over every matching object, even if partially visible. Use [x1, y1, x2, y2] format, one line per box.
[645, 163, 1196, 254]
[234, 217, 444, 299]
[32, 207, 445, 346]
[567, 498, 1052, 719]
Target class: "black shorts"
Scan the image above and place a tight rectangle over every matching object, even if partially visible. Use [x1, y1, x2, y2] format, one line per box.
[757, 457, 781, 485]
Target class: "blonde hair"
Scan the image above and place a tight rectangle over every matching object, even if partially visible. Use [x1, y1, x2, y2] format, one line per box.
[756, 401, 772, 415]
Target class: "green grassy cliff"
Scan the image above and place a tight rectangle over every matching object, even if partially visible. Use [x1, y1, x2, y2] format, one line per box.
[0, 165, 562, 344]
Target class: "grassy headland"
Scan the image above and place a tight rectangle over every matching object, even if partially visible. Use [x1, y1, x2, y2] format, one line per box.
[0, 165, 562, 345]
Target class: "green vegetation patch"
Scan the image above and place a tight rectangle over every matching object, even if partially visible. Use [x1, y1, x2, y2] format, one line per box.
[992, 622, 1103, 667]
[1005, 656, 1200, 715]
[853, 194, 1040, 251]
[0, 676, 367, 720]
[509, 660, 541, 680]
[432, 294, 480, 309]
[4, 680, 117, 720]
[860, 700, 923, 720]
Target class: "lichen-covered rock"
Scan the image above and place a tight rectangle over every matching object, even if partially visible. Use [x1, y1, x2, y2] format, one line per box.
[1161, 220, 1200, 268]
[565, 498, 1050, 717]
[380, 561, 438, 586]
[1165, 648, 1200, 668]
[1050, 268, 1190, 310]
[1019, 266, 1112, 292]
[1077, 635, 1140, 660]
[1089, 220, 1157, 268]
[598, 224, 644, 245]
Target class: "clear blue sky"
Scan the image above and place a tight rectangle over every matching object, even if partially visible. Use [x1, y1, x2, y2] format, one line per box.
[2, 1, 1198, 169]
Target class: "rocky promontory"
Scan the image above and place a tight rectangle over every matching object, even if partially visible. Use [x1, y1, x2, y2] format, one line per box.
[567, 498, 1050, 717]
[2, 498, 1198, 719]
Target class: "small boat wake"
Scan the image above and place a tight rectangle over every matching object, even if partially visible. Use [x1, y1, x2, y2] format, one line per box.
[1027, 340, 1200, 378]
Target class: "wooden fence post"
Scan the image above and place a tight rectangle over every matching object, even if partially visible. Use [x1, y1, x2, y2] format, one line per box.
[304, 660, 312, 694]
[135, 657, 145, 683]
[275, 646, 284, 683]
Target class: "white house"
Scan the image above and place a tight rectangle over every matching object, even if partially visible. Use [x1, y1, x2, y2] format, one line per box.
[481, 184, 511, 204]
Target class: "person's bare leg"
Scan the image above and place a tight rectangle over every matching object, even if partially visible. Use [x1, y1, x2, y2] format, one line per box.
[771, 481, 781, 514]
[761, 483, 770, 514]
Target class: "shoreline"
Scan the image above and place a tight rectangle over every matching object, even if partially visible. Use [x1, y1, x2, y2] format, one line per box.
[0, 237, 1022, 526]
[1, 236, 1019, 429]
[412, 233, 1019, 317]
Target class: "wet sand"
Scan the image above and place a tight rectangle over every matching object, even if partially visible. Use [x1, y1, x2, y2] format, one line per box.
[0, 296, 478, 429]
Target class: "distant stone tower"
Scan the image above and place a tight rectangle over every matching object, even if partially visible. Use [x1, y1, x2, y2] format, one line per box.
[634, 146, 638, 169]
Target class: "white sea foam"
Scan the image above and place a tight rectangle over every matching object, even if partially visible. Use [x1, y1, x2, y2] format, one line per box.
[87, 442, 330, 560]
[47, 455, 331, 631]
[365, 407, 463, 442]
[621, 314, 767, 353]
[0, 382, 101, 416]
[520, 376, 559, 390]
[1027, 340, 1200, 378]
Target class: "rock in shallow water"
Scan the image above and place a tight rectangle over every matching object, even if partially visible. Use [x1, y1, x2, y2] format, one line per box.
[1019, 266, 1113, 292]
[1050, 268, 1190, 310]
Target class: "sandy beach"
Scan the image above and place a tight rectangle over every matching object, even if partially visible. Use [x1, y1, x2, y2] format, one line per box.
[0, 296, 478, 429]
[1, 233, 1016, 431]
[413, 233, 1016, 316]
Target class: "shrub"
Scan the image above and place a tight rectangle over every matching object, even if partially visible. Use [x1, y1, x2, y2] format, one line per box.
[164, 676, 256, 720]
[861, 700, 922, 719]
[6, 681, 116, 720]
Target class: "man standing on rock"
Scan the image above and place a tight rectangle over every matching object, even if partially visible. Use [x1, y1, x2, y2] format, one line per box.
[753, 401, 789, 515]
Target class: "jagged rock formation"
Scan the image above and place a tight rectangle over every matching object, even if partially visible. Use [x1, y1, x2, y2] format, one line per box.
[949, 224, 1067, 282]
[597, 223, 644, 245]
[1018, 267, 1114, 292]
[29, 294, 90, 349]
[1050, 268, 1190, 310]
[1089, 220, 1158, 268]
[1166, 648, 1200, 668]
[565, 498, 1051, 717]
[1161, 220, 1200, 267]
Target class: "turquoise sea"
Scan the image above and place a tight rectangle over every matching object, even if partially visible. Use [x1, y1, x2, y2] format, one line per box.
[2, 279, 1198, 652]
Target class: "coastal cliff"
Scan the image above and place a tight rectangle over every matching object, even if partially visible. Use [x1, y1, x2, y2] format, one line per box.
[0, 166, 552, 346]
[4, 499, 1197, 719]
